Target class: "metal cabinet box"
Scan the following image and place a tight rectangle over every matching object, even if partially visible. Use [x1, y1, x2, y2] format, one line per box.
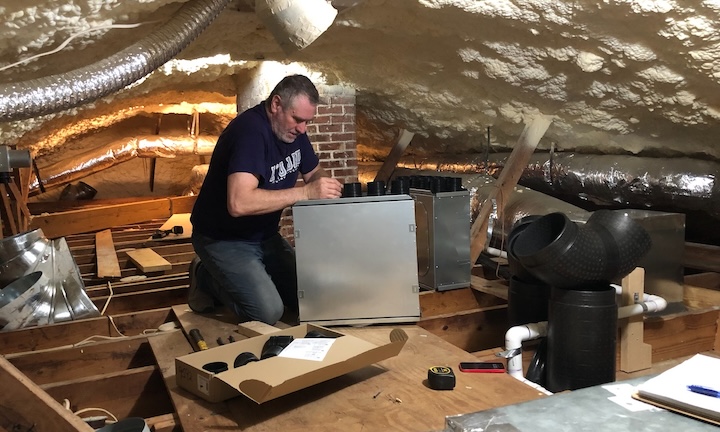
[293, 195, 420, 326]
[412, 189, 471, 291]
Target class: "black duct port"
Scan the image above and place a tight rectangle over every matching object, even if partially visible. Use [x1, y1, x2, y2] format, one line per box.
[390, 177, 410, 195]
[366, 180, 386, 196]
[546, 286, 617, 392]
[343, 182, 362, 198]
[511, 210, 651, 289]
[507, 276, 550, 327]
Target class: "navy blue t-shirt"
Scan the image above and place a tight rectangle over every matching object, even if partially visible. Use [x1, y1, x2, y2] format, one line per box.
[190, 102, 319, 241]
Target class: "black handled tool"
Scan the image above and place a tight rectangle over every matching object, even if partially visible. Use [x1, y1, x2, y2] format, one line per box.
[189, 328, 208, 351]
[152, 225, 184, 239]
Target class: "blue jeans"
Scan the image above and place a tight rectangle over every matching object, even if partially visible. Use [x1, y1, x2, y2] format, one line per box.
[191, 232, 298, 324]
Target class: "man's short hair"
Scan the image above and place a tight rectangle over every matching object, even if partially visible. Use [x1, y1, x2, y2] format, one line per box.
[266, 75, 320, 109]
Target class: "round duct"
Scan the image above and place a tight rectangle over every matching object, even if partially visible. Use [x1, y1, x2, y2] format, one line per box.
[511, 210, 651, 289]
[255, 0, 338, 54]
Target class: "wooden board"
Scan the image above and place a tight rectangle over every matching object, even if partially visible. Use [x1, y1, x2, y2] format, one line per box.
[95, 229, 122, 278]
[0, 356, 94, 432]
[126, 248, 173, 273]
[29, 196, 195, 239]
[150, 313, 546, 432]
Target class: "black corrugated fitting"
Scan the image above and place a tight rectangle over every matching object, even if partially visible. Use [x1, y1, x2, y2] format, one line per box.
[507, 276, 550, 327]
[512, 210, 651, 289]
[546, 286, 617, 392]
[506, 215, 543, 283]
[343, 182, 362, 198]
[366, 180, 386, 196]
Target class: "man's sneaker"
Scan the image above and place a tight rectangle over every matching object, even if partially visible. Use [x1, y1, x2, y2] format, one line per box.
[188, 257, 215, 313]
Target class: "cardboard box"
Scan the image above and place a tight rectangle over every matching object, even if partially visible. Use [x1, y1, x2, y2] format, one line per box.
[175, 323, 408, 403]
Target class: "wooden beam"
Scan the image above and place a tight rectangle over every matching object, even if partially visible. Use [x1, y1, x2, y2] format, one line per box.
[469, 115, 552, 264]
[0, 356, 94, 432]
[417, 305, 509, 353]
[470, 275, 509, 300]
[619, 268, 652, 373]
[684, 242, 720, 272]
[373, 129, 414, 184]
[29, 196, 195, 239]
[91, 286, 188, 315]
[419, 286, 505, 317]
[5, 334, 158, 385]
[95, 229, 121, 278]
[644, 308, 719, 362]
[41, 365, 174, 421]
[0, 307, 174, 354]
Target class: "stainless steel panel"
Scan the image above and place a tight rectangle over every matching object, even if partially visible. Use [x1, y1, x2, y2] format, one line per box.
[412, 189, 471, 291]
[624, 209, 685, 304]
[293, 195, 420, 325]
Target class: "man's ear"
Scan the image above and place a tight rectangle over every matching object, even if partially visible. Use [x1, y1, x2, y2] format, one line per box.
[269, 94, 283, 114]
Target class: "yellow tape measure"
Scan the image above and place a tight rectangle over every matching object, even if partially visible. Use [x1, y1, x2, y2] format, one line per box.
[428, 366, 456, 390]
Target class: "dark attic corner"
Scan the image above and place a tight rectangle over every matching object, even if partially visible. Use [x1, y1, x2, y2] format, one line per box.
[0, 0, 719, 431]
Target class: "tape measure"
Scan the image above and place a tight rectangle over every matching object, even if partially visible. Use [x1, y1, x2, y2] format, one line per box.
[428, 366, 456, 390]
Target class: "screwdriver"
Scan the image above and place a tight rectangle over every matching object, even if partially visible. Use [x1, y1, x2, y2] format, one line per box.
[189, 328, 208, 351]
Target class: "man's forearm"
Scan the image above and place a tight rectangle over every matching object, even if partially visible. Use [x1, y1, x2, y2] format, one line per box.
[228, 185, 307, 217]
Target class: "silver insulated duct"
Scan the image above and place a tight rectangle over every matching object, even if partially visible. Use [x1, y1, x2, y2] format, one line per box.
[0, 0, 231, 121]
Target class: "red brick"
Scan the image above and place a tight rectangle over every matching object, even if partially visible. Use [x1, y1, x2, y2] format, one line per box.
[312, 114, 331, 124]
[318, 143, 342, 151]
[331, 133, 356, 141]
[319, 124, 343, 133]
[343, 123, 356, 133]
[310, 134, 331, 142]
[318, 106, 343, 115]
[343, 105, 356, 114]
[332, 150, 355, 159]
[333, 114, 357, 122]
[320, 160, 345, 169]
[333, 168, 356, 177]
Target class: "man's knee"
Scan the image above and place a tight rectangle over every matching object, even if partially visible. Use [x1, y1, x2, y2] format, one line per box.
[246, 302, 284, 325]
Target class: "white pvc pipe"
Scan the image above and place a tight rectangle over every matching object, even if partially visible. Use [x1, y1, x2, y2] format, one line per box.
[505, 321, 548, 379]
[618, 293, 668, 319]
[485, 246, 508, 259]
[503, 289, 668, 385]
[610, 283, 668, 319]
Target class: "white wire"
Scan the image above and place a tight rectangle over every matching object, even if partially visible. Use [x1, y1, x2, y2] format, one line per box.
[0, 22, 158, 73]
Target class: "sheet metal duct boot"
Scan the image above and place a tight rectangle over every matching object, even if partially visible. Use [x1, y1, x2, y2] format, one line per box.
[0, 230, 99, 330]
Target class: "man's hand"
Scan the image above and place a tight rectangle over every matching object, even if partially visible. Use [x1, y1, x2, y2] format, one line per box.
[304, 177, 342, 200]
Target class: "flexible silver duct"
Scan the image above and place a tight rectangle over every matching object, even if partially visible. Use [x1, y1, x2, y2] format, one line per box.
[395, 152, 720, 220]
[0, 0, 231, 122]
[29, 135, 219, 193]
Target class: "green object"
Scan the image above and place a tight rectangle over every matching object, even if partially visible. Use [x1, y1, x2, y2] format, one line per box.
[428, 366, 456, 390]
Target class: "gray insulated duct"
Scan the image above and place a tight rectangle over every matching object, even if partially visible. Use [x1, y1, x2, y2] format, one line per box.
[0, 0, 231, 121]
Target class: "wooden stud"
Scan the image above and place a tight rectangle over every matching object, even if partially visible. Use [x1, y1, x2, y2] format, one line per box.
[619, 267, 653, 373]
[0, 356, 94, 432]
[373, 129, 414, 184]
[469, 115, 552, 265]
